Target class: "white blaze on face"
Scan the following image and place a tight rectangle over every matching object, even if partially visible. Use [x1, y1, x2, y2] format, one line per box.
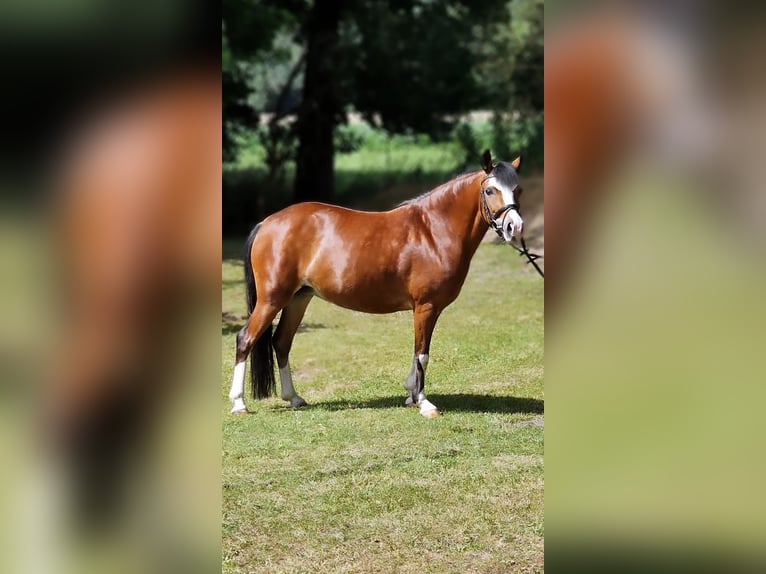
[501, 209, 524, 242]
[486, 175, 524, 241]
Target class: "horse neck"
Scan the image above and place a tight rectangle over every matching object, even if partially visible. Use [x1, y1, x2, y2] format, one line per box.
[422, 172, 488, 252]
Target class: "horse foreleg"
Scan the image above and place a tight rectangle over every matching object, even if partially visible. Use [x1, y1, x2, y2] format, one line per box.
[273, 291, 313, 408]
[405, 304, 441, 418]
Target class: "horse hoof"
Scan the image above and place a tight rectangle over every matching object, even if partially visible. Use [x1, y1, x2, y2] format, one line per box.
[289, 396, 307, 408]
[420, 408, 441, 418]
[405, 396, 418, 407]
[230, 408, 248, 415]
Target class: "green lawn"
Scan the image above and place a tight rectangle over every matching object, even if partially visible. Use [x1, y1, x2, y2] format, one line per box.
[221, 241, 544, 573]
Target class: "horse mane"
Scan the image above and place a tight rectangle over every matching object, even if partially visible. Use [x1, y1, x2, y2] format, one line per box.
[397, 170, 480, 208]
[397, 161, 517, 209]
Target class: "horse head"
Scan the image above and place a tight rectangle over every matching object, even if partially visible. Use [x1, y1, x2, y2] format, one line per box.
[479, 149, 525, 243]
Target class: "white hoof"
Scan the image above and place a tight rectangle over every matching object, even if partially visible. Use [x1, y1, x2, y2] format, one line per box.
[230, 397, 247, 414]
[418, 397, 440, 418]
[405, 395, 418, 407]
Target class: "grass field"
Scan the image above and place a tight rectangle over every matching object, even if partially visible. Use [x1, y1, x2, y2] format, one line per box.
[221, 241, 544, 573]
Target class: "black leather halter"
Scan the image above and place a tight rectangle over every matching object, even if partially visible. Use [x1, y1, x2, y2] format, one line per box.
[480, 177, 544, 278]
[481, 186, 519, 238]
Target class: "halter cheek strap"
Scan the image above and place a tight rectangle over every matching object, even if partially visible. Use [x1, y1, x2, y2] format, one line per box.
[481, 187, 518, 237]
[480, 186, 544, 278]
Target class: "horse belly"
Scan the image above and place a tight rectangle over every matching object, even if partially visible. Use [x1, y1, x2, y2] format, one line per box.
[306, 272, 412, 314]
[287, 206, 414, 313]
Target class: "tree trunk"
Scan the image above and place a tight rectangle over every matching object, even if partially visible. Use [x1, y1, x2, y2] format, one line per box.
[293, 0, 342, 203]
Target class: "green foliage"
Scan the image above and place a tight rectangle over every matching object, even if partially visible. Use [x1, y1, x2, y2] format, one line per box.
[491, 113, 543, 169]
[223, 118, 542, 234]
[223, 0, 544, 171]
[508, 0, 544, 111]
[473, 0, 544, 112]
[223, 0, 304, 60]
[223, 125, 465, 234]
[342, 1, 484, 138]
[222, 1, 306, 163]
[454, 123, 482, 170]
[333, 123, 367, 154]
[453, 120, 495, 170]
[245, 31, 304, 114]
[257, 121, 297, 183]
[223, 68, 256, 164]
[452, 115, 542, 171]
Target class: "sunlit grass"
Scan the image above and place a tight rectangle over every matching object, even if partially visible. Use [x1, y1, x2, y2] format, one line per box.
[221, 242, 544, 573]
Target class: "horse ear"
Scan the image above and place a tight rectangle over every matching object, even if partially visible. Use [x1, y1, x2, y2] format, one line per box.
[481, 149, 493, 174]
[511, 156, 522, 172]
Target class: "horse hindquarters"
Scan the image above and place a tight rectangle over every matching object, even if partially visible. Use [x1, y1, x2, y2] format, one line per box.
[228, 226, 279, 413]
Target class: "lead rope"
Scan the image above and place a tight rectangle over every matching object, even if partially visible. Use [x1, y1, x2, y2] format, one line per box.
[510, 236, 544, 278]
[482, 188, 544, 278]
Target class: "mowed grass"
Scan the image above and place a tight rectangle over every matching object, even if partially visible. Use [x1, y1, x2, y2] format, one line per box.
[221, 241, 544, 573]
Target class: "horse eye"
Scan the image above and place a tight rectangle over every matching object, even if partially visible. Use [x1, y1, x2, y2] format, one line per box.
[486, 189, 494, 195]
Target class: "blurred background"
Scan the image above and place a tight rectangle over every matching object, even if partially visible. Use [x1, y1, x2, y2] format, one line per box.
[0, 2, 220, 574]
[546, 1, 766, 571]
[222, 0, 544, 242]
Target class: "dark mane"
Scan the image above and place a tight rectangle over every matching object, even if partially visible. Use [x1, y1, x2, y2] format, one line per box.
[397, 161, 518, 208]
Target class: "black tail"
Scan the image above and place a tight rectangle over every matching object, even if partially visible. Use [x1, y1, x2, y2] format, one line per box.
[243, 224, 276, 399]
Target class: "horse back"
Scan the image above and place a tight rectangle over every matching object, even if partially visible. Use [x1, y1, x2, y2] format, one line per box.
[249, 202, 454, 312]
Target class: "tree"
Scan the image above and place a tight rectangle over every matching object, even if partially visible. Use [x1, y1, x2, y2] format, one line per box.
[472, 0, 543, 113]
[293, 0, 345, 203]
[222, 0, 306, 163]
[291, 0, 502, 202]
[343, 1, 483, 137]
[470, 0, 544, 167]
[223, 0, 544, 203]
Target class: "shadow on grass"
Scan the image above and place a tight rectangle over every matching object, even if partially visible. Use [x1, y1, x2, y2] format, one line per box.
[221, 313, 329, 336]
[309, 393, 543, 415]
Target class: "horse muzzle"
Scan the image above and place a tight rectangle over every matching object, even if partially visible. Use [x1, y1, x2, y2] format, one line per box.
[501, 208, 524, 242]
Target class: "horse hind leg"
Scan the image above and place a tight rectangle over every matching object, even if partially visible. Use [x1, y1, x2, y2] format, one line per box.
[404, 360, 419, 405]
[272, 290, 314, 408]
[229, 301, 281, 414]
